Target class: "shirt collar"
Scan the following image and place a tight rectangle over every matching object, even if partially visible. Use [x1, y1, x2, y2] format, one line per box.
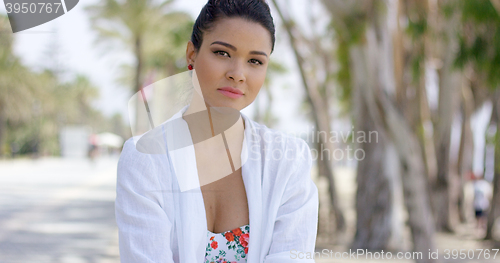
[166, 104, 251, 192]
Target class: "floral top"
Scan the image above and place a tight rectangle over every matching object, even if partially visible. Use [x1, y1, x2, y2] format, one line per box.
[205, 224, 250, 263]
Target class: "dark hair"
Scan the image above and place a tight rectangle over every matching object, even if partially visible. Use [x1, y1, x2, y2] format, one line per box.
[191, 0, 276, 53]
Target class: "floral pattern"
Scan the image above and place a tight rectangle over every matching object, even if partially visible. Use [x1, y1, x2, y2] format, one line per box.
[205, 224, 250, 263]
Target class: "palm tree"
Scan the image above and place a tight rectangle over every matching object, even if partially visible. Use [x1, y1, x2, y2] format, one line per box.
[0, 15, 38, 156]
[85, 0, 193, 133]
[321, 1, 437, 261]
[141, 10, 193, 77]
[454, 0, 500, 241]
[86, 0, 174, 92]
[271, 0, 347, 236]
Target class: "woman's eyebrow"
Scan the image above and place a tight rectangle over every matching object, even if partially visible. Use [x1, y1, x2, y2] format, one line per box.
[211, 41, 268, 57]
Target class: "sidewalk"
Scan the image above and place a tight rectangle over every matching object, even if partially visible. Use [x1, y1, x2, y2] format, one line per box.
[0, 156, 120, 263]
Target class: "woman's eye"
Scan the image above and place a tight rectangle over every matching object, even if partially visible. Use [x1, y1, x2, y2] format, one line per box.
[214, 51, 229, 57]
[249, 59, 263, 65]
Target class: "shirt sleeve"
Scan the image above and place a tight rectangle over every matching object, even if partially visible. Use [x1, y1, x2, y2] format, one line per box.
[115, 139, 175, 263]
[264, 138, 319, 263]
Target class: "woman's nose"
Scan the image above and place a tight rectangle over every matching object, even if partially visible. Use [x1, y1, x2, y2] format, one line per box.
[226, 61, 246, 83]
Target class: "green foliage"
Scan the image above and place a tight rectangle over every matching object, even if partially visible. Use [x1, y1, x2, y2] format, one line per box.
[0, 13, 127, 157]
[411, 53, 424, 84]
[85, 0, 194, 89]
[2, 69, 111, 156]
[462, 0, 499, 22]
[330, 12, 369, 114]
[267, 60, 287, 79]
[143, 11, 194, 74]
[336, 38, 352, 108]
[404, 0, 428, 84]
[406, 18, 427, 39]
[453, 0, 500, 89]
[332, 12, 368, 46]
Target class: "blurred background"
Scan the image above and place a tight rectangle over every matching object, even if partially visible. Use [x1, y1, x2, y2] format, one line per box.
[1, 0, 500, 262]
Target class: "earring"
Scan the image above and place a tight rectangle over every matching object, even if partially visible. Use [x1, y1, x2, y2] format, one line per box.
[188, 64, 193, 70]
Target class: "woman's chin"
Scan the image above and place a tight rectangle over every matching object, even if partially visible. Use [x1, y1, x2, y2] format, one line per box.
[205, 100, 242, 111]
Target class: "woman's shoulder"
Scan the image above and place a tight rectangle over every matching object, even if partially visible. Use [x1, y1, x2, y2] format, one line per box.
[120, 135, 163, 159]
[118, 136, 172, 188]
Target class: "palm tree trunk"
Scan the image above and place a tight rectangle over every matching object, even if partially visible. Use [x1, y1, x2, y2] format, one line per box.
[271, 0, 346, 232]
[341, 1, 437, 260]
[380, 94, 437, 263]
[350, 29, 437, 260]
[346, 1, 397, 251]
[486, 91, 500, 240]
[457, 78, 475, 223]
[365, 21, 438, 255]
[416, 0, 464, 233]
[134, 35, 143, 93]
[0, 101, 4, 157]
[432, 14, 461, 232]
[134, 35, 148, 133]
[350, 55, 393, 249]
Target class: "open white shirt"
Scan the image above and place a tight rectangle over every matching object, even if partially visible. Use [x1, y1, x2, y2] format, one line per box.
[116, 104, 319, 262]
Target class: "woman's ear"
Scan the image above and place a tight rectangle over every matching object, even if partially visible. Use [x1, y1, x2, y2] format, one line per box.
[186, 41, 197, 66]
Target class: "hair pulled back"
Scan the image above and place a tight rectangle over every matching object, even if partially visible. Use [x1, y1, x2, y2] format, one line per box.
[191, 0, 276, 53]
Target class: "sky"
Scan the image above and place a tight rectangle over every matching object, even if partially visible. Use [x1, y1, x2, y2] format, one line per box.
[0, 0, 315, 136]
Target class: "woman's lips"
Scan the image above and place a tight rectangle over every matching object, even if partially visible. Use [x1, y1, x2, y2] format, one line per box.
[217, 87, 243, 99]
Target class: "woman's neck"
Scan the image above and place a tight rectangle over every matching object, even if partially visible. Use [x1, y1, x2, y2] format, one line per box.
[182, 102, 245, 144]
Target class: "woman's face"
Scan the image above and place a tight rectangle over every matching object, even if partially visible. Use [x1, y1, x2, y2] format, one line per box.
[186, 17, 272, 111]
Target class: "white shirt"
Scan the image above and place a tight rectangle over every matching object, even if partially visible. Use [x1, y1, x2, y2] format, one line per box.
[116, 104, 319, 263]
[473, 179, 492, 210]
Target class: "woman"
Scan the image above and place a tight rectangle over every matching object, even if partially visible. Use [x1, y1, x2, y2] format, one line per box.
[116, 0, 319, 262]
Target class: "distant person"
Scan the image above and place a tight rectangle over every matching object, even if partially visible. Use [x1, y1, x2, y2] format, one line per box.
[88, 134, 98, 161]
[473, 174, 492, 230]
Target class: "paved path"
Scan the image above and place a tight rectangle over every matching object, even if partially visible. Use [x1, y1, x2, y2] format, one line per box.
[0, 157, 120, 263]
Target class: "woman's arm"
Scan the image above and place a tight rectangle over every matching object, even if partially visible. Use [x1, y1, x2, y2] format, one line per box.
[264, 138, 319, 263]
[115, 139, 175, 263]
